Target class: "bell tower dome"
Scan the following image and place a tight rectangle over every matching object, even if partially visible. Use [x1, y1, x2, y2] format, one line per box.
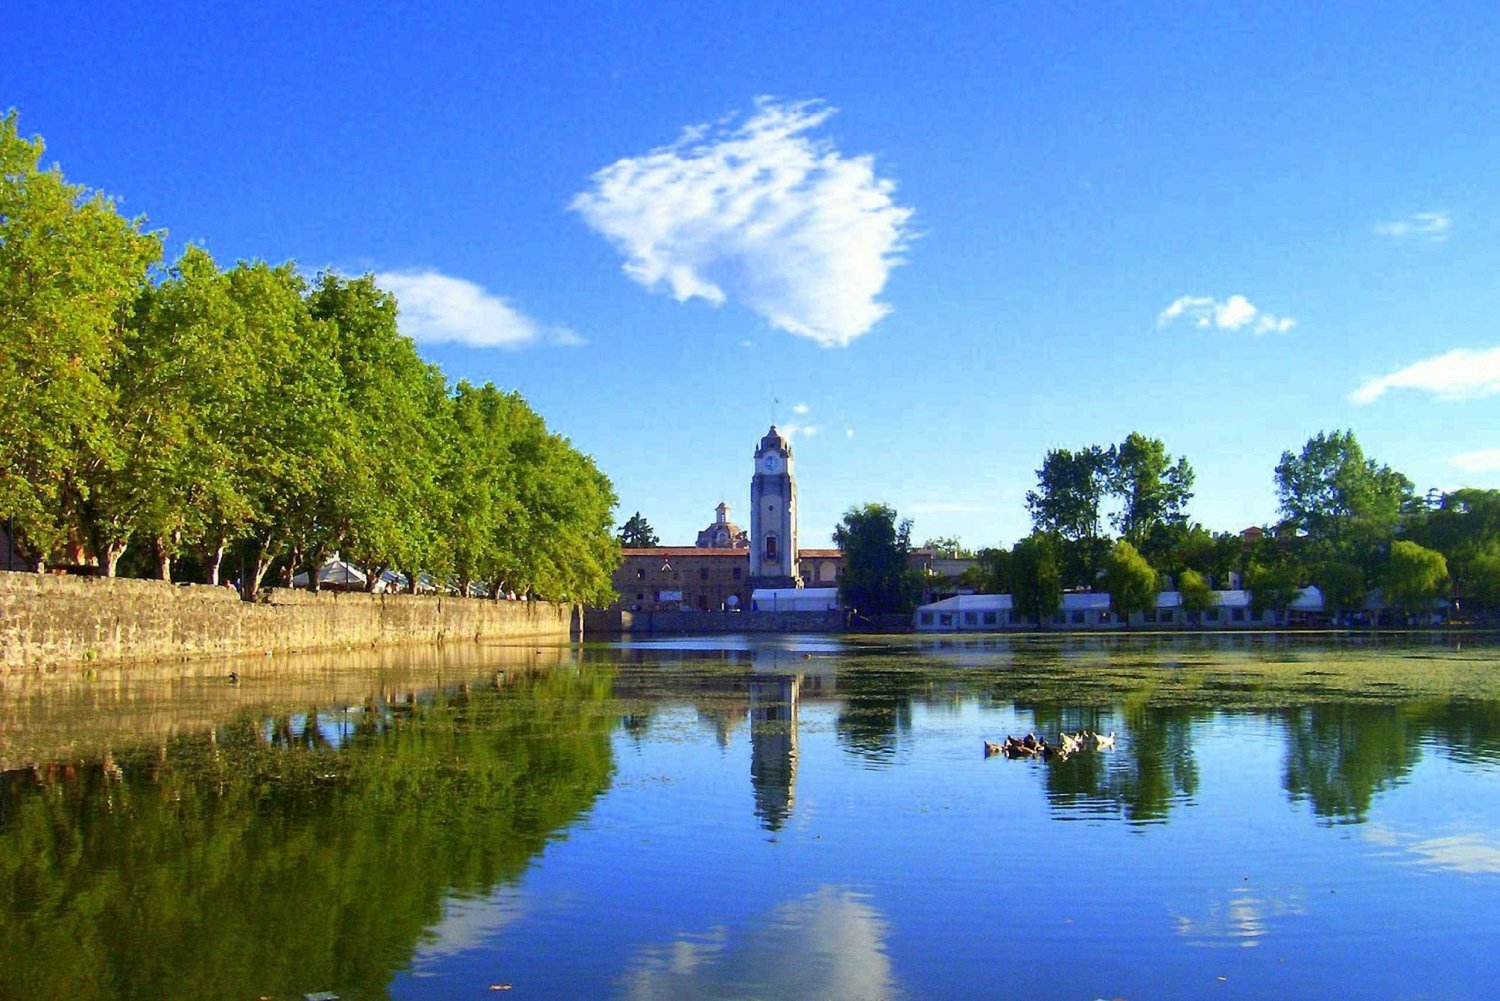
[749, 425, 801, 589]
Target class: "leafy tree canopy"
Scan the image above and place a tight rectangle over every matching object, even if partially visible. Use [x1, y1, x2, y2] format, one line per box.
[1011, 533, 1062, 624]
[1383, 540, 1448, 615]
[617, 512, 660, 548]
[1103, 539, 1158, 624]
[1275, 429, 1413, 563]
[834, 503, 921, 616]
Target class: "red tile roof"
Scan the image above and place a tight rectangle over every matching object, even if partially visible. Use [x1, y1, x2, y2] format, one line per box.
[797, 549, 842, 558]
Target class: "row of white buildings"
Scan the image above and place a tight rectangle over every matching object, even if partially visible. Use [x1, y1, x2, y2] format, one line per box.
[913, 588, 1333, 632]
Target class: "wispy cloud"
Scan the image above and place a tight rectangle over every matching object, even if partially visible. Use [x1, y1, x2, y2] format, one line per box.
[572, 97, 915, 348]
[376, 269, 580, 348]
[1375, 211, 1451, 242]
[1350, 346, 1500, 404]
[1157, 295, 1295, 335]
[1451, 449, 1500, 473]
[780, 421, 819, 439]
[792, 402, 811, 414]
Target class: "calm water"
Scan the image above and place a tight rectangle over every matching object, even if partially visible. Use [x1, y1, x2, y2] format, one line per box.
[4, 633, 1500, 1000]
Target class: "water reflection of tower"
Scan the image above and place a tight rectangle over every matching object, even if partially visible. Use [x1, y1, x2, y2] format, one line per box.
[749, 673, 801, 831]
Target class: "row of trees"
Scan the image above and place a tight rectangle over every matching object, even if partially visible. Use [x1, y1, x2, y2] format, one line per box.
[832, 430, 1492, 626]
[964, 429, 1485, 623]
[1, 113, 618, 603]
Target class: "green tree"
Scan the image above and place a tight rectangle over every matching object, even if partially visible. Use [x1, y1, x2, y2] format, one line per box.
[1462, 551, 1500, 618]
[67, 246, 253, 580]
[1246, 562, 1302, 624]
[1410, 489, 1500, 615]
[1103, 539, 1158, 627]
[308, 272, 445, 590]
[1011, 533, 1062, 627]
[1177, 568, 1216, 627]
[223, 261, 348, 597]
[617, 512, 660, 547]
[834, 503, 922, 616]
[0, 112, 161, 568]
[961, 546, 1012, 593]
[1108, 432, 1194, 544]
[1382, 540, 1448, 619]
[1145, 521, 1241, 586]
[1025, 446, 1109, 545]
[1275, 430, 1413, 564]
[1312, 560, 1365, 624]
[442, 381, 516, 595]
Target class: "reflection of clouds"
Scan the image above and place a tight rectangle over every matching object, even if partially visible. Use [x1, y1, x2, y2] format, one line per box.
[620, 886, 900, 1000]
[1366, 824, 1500, 875]
[409, 892, 527, 971]
[1174, 886, 1305, 948]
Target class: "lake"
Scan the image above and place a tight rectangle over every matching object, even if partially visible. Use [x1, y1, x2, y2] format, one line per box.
[3, 632, 1499, 1000]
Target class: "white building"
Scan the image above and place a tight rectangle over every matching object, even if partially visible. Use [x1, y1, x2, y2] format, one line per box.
[913, 586, 1326, 632]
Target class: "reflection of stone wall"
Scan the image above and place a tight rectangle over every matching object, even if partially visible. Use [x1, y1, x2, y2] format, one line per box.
[584, 608, 845, 634]
[0, 572, 573, 669]
[0, 644, 572, 770]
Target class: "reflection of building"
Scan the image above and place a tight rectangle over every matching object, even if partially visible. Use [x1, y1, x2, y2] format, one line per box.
[749, 673, 800, 831]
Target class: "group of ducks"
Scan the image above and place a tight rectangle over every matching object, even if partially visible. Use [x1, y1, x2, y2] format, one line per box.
[985, 729, 1116, 761]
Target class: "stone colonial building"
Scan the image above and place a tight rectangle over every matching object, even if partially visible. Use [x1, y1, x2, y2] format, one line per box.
[605, 426, 845, 613]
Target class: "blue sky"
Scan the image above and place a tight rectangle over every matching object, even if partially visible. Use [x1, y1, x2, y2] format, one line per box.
[7, 1, 1499, 549]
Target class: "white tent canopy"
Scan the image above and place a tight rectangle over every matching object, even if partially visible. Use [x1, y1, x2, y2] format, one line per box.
[751, 587, 840, 612]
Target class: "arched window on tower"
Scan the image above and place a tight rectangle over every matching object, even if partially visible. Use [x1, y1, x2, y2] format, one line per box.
[764, 534, 779, 563]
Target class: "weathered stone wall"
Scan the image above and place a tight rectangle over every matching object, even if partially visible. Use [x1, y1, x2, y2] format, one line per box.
[584, 607, 846, 634]
[0, 572, 574, 670]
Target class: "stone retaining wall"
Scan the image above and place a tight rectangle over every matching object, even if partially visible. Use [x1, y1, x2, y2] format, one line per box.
[584, 607, 847, 634]
[0, 571, 574, 669]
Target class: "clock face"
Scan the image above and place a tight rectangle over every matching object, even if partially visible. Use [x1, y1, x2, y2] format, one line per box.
[762, 454, 781, 473]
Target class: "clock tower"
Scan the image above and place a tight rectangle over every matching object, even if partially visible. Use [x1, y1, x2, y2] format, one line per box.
[749, 425, 802, 589]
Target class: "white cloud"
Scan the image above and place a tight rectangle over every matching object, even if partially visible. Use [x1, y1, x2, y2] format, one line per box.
[1366, 824, 1500, 875]
[1451, 449, 1500, 473]
[845, 428, 855, 439]
[1157, 294, 1295, 335]
[572, 97, 914, 348]
[1375, 211, 1451, 242]
[376, 269, 573, 349]
[780, 421, 819, 439]
[792, 402, 810, 414]
[1350, 346, 1500, 404]
[621, 887, 897, 1001]
[550, 326, 588, 347]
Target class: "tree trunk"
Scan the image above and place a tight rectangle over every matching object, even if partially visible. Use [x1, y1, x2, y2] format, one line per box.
[205, 539, 226, 585]
[152, 536, 172, 581]
[98, 540, 128, 578]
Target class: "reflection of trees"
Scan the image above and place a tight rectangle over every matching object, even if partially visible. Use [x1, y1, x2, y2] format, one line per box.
[1280, 705, 1422, 822]
[834, 667, 921, 764]
[0, 668, 616, 1001]
[1037, 705, 1203, 823]
[1405, 698, 1500, 766]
